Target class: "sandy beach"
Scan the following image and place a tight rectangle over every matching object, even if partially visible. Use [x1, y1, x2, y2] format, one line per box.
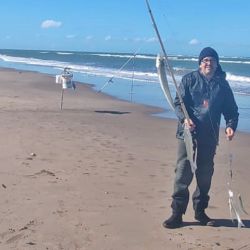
[0, 68, 250, 250]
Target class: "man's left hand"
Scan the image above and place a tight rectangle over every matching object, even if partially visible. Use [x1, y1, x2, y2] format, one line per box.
[226, 127, 235, 141]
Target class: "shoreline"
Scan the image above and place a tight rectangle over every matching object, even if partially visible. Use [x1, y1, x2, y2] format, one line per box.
[1, 65, 249, 134]
[1, 68, 250, 249]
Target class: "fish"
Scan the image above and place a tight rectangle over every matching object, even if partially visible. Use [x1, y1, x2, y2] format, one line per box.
[184, 126, 197, 173]
[228, 189, 245, 228]
[238, 194, 248, 215]
[156, 55, 175, 111]
[227, 145, 247, 228]
[156, 55, 197, 172]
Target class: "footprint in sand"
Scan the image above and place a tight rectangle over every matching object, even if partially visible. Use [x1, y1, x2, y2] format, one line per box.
[53, 200, 68, 217]
[5, 233, 24, 244]
[35, 169, 56, 176]
[24, 169, 56, 179]
[1, 220, 38, 245]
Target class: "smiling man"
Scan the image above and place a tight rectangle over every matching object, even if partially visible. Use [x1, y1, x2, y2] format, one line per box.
[163, 47, 239, 229]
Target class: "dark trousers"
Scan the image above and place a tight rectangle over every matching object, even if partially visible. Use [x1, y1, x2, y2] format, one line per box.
[171, 139, 216, 214]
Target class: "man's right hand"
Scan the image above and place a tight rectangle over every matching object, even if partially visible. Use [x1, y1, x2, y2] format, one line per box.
[184, 118, 196, 131]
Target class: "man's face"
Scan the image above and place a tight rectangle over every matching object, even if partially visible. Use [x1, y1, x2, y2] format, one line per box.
[199, 57, 218, 78]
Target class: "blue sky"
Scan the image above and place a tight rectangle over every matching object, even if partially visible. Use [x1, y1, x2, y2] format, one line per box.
[1, 0, 250, 57]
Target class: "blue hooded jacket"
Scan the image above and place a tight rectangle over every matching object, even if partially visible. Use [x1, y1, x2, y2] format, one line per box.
[174, 66, 239, 146]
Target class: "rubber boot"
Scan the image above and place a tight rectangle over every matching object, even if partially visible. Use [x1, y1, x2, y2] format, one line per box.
[162, 213, 183, 229]
[195, 210, 215, 226]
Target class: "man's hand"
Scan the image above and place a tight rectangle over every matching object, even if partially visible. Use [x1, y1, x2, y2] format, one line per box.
[226, 127, 235, 141]
[184, 118, 196, 131]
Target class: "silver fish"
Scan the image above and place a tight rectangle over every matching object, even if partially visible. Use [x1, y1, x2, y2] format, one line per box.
[228, 189, 245, 228]
[146, 0, 197, 173]
[156, 55, 175, 111]
[184, 126, 197, 173]
[227, 145, 247, 228]
[156, 55, 197, 173]
[238, 194, 248, 215]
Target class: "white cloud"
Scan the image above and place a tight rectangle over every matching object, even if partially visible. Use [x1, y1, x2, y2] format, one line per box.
[86, 35, 93, 40]
[189, 38, 200, 45]
[133, 37, 158, 43]
[146, 37, 157, 43]
[105, 35, 112, 41]
[41, 20, 62, 29]
[66, 34, 76, 39]
[134, 37, 143, 42]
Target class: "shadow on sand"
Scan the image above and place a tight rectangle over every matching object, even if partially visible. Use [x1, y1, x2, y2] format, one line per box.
[95, 110, 131, 115]
[182, 219, 250, 228]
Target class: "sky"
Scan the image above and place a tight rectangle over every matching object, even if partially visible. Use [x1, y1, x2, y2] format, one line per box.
[1, 0, 250, 57]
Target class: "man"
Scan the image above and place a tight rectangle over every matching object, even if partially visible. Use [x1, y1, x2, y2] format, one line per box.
[163, 47, 239, 229]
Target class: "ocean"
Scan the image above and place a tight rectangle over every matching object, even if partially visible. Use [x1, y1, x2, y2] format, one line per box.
[0, 49, 250, 133]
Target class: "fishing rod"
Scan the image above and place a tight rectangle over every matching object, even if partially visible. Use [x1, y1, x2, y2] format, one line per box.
[98, 48, 141, 92]
[145, 0, 197, 173]
[130, 53, 136, 102]
[145, 0, 190, 122]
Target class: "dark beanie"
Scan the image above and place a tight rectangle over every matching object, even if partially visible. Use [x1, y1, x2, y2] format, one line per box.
[198, 47, 219, 65]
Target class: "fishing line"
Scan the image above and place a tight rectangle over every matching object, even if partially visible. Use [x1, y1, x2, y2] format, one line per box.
[145, 0, 189, 121]
[227, 140, 247, 228]
[205, 77, 247, 227]
[129, 53, 136, 102]
[157, 0, 176, 48]
[98, 48, 141, 92]
[205, 80, 219, 145]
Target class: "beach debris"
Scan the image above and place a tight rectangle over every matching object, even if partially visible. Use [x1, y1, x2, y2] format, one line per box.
[2, 184, 7, 189]
[83, 172, 90, 175]
[25, 152, 37, 161]
[26, 242, 36, 245]
[19, 226, 28, 231]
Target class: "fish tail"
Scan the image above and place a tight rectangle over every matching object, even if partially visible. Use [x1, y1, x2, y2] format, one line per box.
[238, 194, 248, 215]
